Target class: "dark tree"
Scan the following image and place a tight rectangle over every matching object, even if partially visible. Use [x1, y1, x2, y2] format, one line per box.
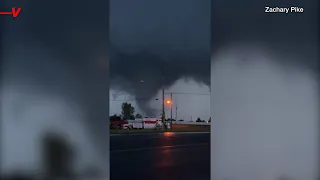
[196, 118, 202, 122]
[135, 113, 142, 118]
[121, 102, 135, 120]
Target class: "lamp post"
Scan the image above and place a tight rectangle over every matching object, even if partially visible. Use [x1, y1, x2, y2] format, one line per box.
[162, 88, 165, 127]
[170, 93, 173, 120]
[166, 98, 173, 129]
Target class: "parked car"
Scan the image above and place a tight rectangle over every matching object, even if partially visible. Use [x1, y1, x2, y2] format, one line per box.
[110, 116, 129, 129]
[122, 123, 133, 130]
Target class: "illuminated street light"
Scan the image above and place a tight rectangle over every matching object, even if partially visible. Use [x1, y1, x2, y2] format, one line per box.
[166, 100, 171, 104]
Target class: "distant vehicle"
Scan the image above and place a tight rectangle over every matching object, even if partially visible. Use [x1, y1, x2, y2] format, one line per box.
[143, 117, 161, 129]
[122, 123, 133, 130]
[110, 116, 130, 129]
[179, 119, 184, 121]
[131, 119, 144, 129]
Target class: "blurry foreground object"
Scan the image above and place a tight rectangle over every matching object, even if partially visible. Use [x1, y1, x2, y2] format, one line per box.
[1, 0, 109, 179]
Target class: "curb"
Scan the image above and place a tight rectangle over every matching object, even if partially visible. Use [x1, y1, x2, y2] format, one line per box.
[110, 131, 210, 136]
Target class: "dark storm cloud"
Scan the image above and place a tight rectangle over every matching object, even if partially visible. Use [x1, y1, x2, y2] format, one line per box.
[110, 50, 210, 115]
[3, 0, 110, 123]
[211, 0, 318, 70]
[3, 0, 109, 87]
[110, 0, 211, 114]
[18, 1, 107, 59]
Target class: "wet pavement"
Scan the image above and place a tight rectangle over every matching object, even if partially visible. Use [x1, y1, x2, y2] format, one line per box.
[110, 132, 210, 180]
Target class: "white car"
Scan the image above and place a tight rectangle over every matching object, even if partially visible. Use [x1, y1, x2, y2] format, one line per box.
[122, 123, 133, 130]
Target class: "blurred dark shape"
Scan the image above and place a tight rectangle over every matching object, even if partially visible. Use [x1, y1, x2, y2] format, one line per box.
[42, 133, 75, 180]
[135, 113, 142, 118]
[196, 118, 205, 122]
[1, 173, 35, 180]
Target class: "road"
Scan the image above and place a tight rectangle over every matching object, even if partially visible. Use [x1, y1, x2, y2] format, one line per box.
[110, 132, 210, 180]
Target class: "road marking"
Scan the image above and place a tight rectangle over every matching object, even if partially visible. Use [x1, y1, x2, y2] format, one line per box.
[110, 131, 210, 136]
[110, 143, 209, 153]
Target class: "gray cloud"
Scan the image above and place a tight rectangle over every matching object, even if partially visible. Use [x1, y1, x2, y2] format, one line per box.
[110, 49, 210, 115]
[110, 0, 211, 115]
[4, 0, 211, 116]
[211, 0, 318, 70]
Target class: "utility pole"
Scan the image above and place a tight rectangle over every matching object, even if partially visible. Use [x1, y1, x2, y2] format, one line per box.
[175, 106, 177, 120]
[161, 67, 166, 129]
[170, 93, 173, 129]
[162, 88, 165, 123]
[170, 93, 173, 120]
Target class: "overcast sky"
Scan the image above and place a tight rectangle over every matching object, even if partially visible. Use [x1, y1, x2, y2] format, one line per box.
[110, 0, 211, 119]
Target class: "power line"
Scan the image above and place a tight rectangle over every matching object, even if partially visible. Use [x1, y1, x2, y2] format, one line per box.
[111, 92, 210, 96]
[110, 93, 209, 102]
[165, 92, 210, 96]
[110, 98, 159, 102]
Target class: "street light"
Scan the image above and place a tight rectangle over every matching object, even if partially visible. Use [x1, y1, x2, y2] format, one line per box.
[165, 98, 173, 129]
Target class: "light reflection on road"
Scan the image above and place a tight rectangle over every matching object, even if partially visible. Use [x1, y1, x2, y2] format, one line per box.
[163, 132, 174, 137]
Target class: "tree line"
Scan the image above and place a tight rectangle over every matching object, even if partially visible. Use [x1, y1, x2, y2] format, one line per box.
[111, 102, 142, 120]
[111, 102, 211, 122]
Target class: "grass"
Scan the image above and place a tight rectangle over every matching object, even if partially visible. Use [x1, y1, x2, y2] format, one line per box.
[111, 129, 164, 134]
[110, 125, 210, 134]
